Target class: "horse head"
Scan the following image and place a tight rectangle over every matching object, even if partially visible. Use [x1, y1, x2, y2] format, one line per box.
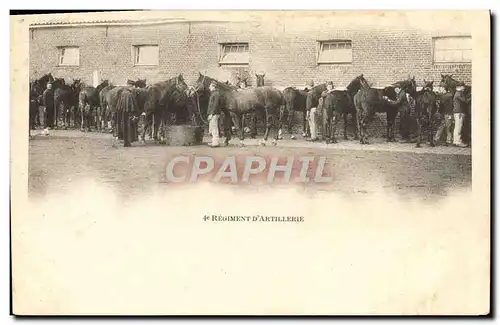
[346, 74, 368, 94]
[51, 78, 65, 89]
[96, 80, 110, 92]
[255, 73, 265, 87]
[439, 74, 457, 92]
[422, 79, 434, 92]
[174, 74, 188, 94]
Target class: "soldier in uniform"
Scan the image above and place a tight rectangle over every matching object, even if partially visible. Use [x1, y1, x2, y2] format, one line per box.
[383, 85, 411, 142]
[207, 81, 222, 147]
[41, 83, 55, 135]
[452, 84, 470, 147]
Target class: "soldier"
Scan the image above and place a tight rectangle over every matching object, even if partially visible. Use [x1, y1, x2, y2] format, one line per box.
[383, 85, 411, 142]
[452, 84, 470, 147]
[207, 81, 222, 147]
[41, 83, 55, 136]
[307, 81, 333, 142]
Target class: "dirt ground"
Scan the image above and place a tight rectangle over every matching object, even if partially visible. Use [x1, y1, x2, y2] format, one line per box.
[28, 130, 471, 203]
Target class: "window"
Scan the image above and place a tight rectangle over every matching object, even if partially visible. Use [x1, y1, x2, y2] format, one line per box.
[219, 43, 249, 66]
[317, 40, 352, 64]
[58, 46, 80, 66]
[133, 45, 159, 66]
[433, 36, 471, 63]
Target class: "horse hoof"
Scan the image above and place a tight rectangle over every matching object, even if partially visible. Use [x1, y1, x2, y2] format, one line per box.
[325, 140, 331, 144]
[290, 135, 296, 140]
[272, 139, 277, 146]
[239, 141, 244, 147]
[416, 143, 421, 148]
[344, 136, 349, 140]
[429, 142, 435, 147]
[259, 140, 266, 146]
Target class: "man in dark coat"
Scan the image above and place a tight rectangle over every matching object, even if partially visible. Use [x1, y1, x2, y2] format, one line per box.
[42, 83, 55, 132]
[207, 81, 222, 147]
[384, 85, 411, 142]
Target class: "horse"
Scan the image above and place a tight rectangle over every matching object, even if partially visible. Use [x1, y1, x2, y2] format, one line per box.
[280, 87, 309, 139]
[141, 74, 190, 143]
[439, 74, 472, 146]
[98, 83, 116, 132]
[353, 75, 403, 144]
[321, 75, 362, 144]
[190, 73, 284, 146]
[404, 78, 439, 148]
[78, 80, 110, 132]
[53, 78, 83, 129]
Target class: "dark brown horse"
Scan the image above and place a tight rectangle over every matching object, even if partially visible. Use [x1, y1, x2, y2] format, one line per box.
[190, 73, 284, 146]
[439, 74, 472, 146]
[280, 87, 309, 139]
[405, 78, 439, 147]
[78, 80, 110, 132]
[142, 74, 189, 143]
[99, 84, 116, 132]
[353, 75, 400, 144]
[322, 75, 362, 144]
[53, 78, 83, 129]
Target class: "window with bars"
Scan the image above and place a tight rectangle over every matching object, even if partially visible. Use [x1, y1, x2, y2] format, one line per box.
[133, 45, 159, 66]
[219, 43, 249, 66]
[58, 46, 80, 66]
[433, 36, 472, 64]
[317, 40, 352, 64]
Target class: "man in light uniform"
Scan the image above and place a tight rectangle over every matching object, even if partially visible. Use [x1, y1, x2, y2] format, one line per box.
[452, 84, 470, 147]
[207, 81, 222, 147]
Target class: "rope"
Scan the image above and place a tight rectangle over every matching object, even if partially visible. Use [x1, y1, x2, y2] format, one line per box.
[196, 92, 208, 125]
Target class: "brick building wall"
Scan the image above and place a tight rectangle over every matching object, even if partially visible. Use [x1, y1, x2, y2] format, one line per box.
[29, 16, 471, 138]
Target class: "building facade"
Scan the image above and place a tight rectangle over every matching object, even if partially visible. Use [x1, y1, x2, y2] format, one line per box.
[30, 13, 472, 88]
[29, 13, 473, 137]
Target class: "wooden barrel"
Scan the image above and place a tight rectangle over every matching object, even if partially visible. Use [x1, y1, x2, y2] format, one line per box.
[164, 125, 204, 146]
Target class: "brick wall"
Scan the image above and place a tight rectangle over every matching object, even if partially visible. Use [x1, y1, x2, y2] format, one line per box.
[29, 18, 471, 138]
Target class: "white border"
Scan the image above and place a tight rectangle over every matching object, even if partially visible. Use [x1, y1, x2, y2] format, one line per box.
[5, 2, 498, 324]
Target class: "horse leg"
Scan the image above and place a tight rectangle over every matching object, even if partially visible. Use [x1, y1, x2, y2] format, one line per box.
[123, 111, 131, 147]
[352, 111, 359, 140]
[324, 111, 331, 144]
[250, 113, 257, 139]
[415, 114, 423, 148]
[152, 110, 161, 143]
[261, 107, 272, 146]
[331, 112, 340, 144]
[343, 112, 349, 140]
[287, 109, 295, 139]
[386, 109, 397, 142]
[356, 108, 365, 144]
[223, 111, 232, 146]
[239, 114, 245, 144]
[277, 107, 285, 140]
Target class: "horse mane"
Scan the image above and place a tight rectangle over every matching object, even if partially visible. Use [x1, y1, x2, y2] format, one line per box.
[200, 74, 238, 92]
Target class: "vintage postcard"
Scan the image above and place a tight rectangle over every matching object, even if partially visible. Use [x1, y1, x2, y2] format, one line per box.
[11, 10, 490, 315]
